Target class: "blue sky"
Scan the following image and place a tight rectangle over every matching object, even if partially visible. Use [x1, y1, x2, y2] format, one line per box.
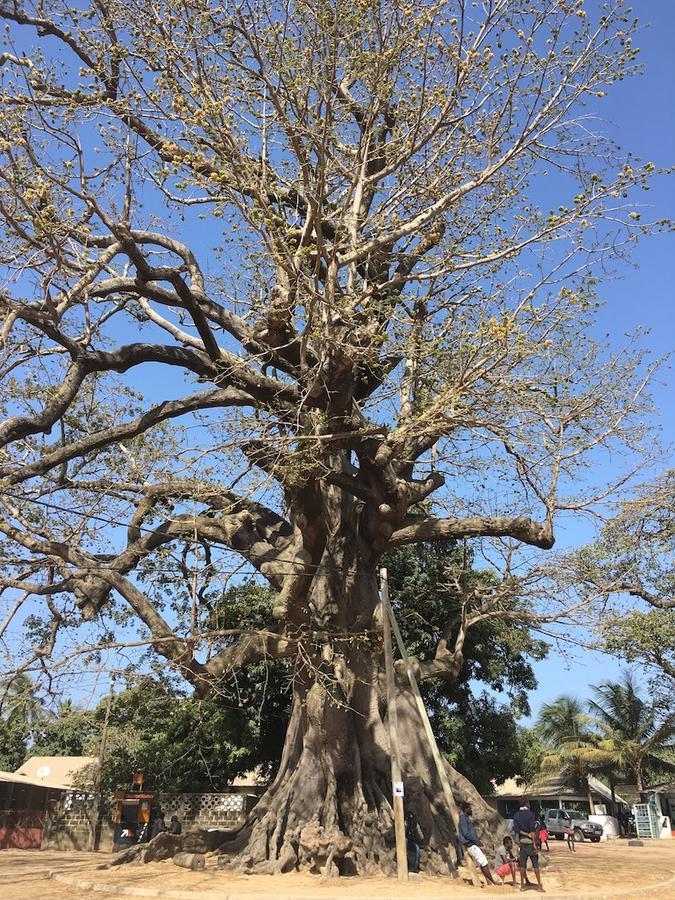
[522, 0, 674, 719]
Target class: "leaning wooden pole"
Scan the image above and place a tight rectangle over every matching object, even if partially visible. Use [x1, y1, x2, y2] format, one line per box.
[92, 673, 115, 851]
[379, 568, 409, 883]
[387, 601, 481, 886]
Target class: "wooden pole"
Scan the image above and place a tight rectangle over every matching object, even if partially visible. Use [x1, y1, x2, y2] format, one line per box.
[387, 601, 481, 885]
[92, 675, 115, 850]
[379, 568, 408, 883]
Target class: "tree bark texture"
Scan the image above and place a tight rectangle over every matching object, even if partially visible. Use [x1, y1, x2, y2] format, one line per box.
[216, 486, 501, 874]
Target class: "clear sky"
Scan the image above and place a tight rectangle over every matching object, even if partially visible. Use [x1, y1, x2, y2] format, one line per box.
[522, 0, 674, 720]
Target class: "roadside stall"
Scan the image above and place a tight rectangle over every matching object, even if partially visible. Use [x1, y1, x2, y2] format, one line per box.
[112, 774, 158, 850]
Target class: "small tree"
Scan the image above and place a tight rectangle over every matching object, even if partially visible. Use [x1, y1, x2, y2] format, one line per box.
[0, 0, 662, 871]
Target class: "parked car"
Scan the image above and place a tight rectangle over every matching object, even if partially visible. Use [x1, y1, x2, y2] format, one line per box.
[544, 808, 603, 842]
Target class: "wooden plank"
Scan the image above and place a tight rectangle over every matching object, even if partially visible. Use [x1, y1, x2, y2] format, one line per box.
[380, 568, 408, 883]
[386, 599, 481, 885]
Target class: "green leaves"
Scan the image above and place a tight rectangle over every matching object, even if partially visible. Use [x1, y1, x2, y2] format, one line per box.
[382, 540, 546, 787]
[603, 609, 675, 681]
[563, 470, 674, 684]
[534, 674, 675, 792]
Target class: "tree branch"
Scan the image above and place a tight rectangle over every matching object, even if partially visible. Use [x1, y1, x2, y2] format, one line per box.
[0, 387, 253, 485]
[387, 515, 554, 550]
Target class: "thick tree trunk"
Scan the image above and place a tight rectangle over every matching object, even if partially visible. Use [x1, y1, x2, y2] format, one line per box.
[219, 499, 503, 874]
[636, 764, 645, 800]
[227, 675, 502, 875]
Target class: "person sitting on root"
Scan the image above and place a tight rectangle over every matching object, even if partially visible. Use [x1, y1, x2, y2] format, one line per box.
[511, 798, 544, 893]
[494, 835, 518, 887]
[169, 814, 182, 835]
[150, 809, 167, 839]
[458, 801, 496, 885]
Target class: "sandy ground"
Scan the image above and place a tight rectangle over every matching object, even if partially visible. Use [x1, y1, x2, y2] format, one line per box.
[1, 840, 675, 900]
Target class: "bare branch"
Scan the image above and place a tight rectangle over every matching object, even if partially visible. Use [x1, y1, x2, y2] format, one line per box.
[387, 515, 554, 550]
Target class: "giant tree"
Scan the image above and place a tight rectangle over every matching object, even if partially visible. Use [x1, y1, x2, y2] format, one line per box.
[0, 0, 661, 874]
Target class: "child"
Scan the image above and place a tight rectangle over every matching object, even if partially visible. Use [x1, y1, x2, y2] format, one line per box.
[534, 817, 542, 850]
[565, 824, 576, 852]
[538, 819, 549, 852]
[494, 835, 518, 887]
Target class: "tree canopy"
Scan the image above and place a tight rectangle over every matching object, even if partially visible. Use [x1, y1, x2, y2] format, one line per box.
[534, 675, 675, 802]
[0, 672, 50, 770]
[0, 0, 658, 692]
[587, 672, 675, 794]
[556, 470, 674, 685]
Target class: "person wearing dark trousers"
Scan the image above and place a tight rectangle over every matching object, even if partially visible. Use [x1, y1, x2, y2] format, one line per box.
[565, 825, 576, 852]
[511, 798, 545, 893]
[405, 811, 423, 873]
[150, 809, 167, 840]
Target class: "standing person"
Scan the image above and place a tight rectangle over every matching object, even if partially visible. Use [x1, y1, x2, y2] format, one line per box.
[169, 814, 182, 835]
[534, 817, 542, 850]
[494, 835, 518, 887]
[458, 801, 497, 885]
[405, 810, 423, 873]
[565, 822, 576, 852]
[511, 798, 545, 893]
[538, 818, 550, 852]
[617, 808, 627, 837]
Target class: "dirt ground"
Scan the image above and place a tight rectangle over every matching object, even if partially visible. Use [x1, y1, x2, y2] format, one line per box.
[1, 840, 675, 900]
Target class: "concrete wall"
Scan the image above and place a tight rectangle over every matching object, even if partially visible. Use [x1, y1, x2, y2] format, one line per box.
[158, 791, 256, 831]
[42, 790, 256, 851]
[43, 792, 114, 851]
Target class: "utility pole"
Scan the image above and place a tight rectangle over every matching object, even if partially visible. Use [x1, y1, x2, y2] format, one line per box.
[92, 674, 115, 851]
[380, 567, 408, 882]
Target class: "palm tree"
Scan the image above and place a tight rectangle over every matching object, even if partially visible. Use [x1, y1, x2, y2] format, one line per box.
[588, 672, 675, 796]
[536, 696, 612, 814]
[537, 697, 590, 746]
[0, 673, 54, 761]
[1, 674, 50, 728]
